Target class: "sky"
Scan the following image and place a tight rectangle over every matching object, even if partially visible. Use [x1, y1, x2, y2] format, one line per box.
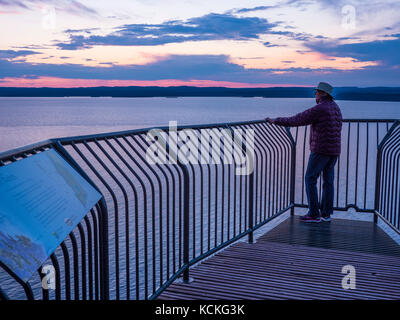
[0, 0, 399, 88]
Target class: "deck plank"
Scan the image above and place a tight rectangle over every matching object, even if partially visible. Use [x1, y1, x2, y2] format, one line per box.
[157, 216, 400, 300]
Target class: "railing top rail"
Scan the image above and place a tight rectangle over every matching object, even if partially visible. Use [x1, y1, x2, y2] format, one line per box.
[342, 119, 398, 123]
[0, 139, 53, 163]
[55, 119, 267, 144]
[0, 118, 398, 162]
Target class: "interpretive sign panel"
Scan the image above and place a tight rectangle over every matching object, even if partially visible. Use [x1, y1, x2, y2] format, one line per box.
[0, 149, 101, 282]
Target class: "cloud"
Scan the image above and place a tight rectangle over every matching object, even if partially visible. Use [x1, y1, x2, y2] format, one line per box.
[0, 49, 39, 59]
[0, 54, 243, 80]
[234, 6, 274, 13]
[231, 0, 310, 14]
[1, 53, 400, 87]
[0, 0, 98, 16]
[263, 41, 284, 47]
[306, 34, 400, 67]
[0, 0, 28, 9]
[57, 12, 278, 50]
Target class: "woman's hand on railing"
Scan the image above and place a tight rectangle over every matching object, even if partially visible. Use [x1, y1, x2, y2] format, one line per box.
[265, 117, 275, 124]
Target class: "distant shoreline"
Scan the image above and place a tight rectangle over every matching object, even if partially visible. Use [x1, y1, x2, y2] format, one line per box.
[0, 86, 399, 102]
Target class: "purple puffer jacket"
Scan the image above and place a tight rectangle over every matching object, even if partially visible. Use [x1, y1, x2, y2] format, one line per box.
[273, 96, 343, 155]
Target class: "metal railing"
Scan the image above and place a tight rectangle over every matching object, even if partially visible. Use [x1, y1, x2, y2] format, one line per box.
[0, 118, 399, 300]
[374, 120, 400, 231]
[290, 119, 398, 213]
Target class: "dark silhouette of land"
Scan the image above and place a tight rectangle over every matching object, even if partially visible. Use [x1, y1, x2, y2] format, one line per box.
[0, 86, 399, 101]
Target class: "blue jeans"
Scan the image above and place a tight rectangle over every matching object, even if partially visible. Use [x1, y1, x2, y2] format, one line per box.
[305, 152, 338, 217]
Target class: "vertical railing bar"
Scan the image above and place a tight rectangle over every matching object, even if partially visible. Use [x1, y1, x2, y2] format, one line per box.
[250, 127, 263, 224]
[77, 223, 87, 300]
[213, 136, 219, 247]
[84, 216, 93, 300]
[90, 206, 99, 300]
[355, 122, 360, 207]
[364, 122, 369, 209]
[301, 126, 308, 204]
[336, 150, 340, 208]
[60, 242, 71, 300]
[69, 232, 80, 300]
[220, 130, 226, 244]
[345, 123, 351, 206]
[97, 197, 109, 301]
[226, 137, 232, 241]
[50, 253, 61, 300]
[197, 133, 205, 255]
[382, 136, 392, 223]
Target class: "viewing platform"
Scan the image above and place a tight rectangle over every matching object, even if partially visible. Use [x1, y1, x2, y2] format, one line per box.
[0, 118, 399, 300]
[158, 216, 400, 300]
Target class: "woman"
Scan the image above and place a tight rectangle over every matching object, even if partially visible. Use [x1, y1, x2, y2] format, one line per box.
[266, 82, 343, 223]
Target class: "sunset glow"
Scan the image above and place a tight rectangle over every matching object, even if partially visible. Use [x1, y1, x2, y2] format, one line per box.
[1, 0, 399, 87]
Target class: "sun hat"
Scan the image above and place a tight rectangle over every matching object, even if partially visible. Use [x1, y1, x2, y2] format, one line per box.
[314, 82, 333, 96]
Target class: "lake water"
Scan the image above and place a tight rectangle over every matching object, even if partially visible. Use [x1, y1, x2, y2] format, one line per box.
[0, 97, 399, 153]
[0, 97, 399, 300]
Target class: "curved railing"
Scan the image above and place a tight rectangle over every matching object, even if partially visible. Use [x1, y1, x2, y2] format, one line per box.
[0, 118, 399, 300]
[55, 120, 294, 300]
[375, 120, 400, 231]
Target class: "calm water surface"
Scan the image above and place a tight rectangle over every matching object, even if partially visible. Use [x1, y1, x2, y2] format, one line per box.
[0, 97, 399, 152]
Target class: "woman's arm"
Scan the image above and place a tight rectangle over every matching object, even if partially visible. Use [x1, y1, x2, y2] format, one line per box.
[268, 105, 320, 127]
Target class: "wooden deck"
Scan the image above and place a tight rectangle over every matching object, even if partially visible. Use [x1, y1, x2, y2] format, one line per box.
[157, 216, 400, 300]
